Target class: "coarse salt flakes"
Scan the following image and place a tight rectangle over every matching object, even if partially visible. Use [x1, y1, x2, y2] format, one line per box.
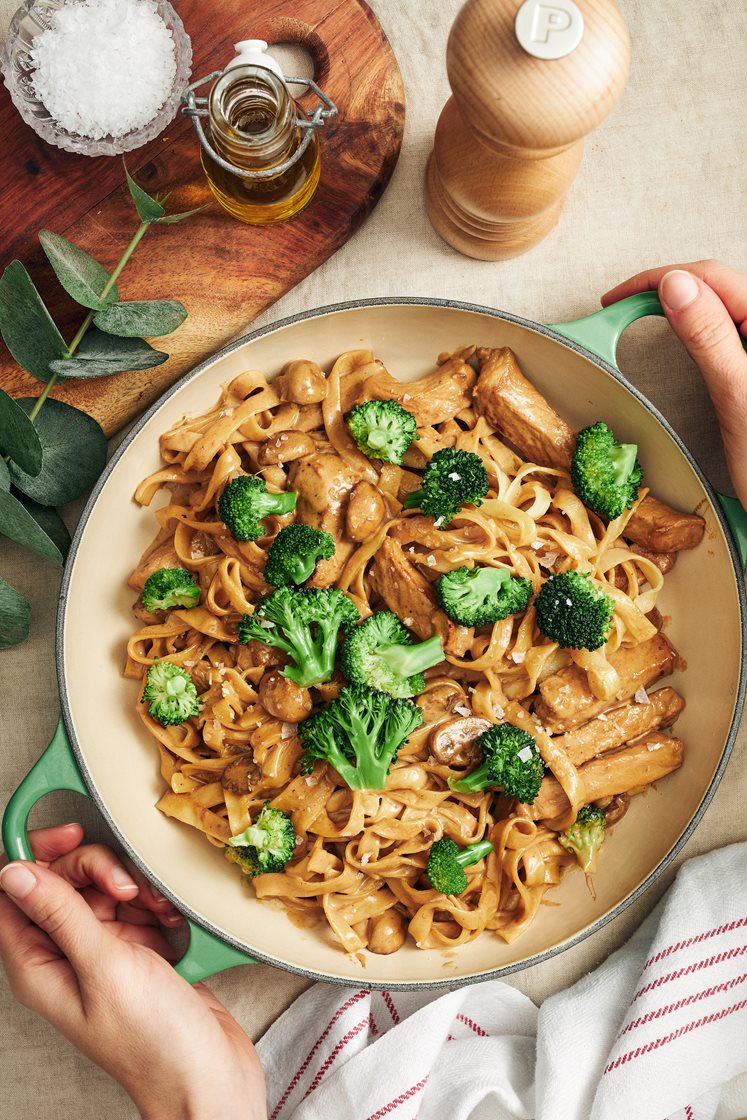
[510, 650, 526, 663]
[453, 704, 471, 717]
[31, 0, 177, 140]
[597, 712, 608, 722]
[425, 554, 436, 567]
[517, 746, 534, 763]
[280, 723, 295, 739]
[634, 687, 650, 705]
[448, 472, 461, 481]
[493, 705, 505, 719]
[360, 852, 371, 866]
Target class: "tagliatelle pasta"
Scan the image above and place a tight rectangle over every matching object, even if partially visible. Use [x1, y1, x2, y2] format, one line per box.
[125, 345, 689, 957]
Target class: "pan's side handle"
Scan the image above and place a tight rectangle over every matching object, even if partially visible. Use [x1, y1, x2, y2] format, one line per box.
[175, 921, 258, 982]
[3, 719, 257, 979]
[718, 494, 747, 572]
[550, 293, 747, 574]
[2, 717, 89, 861]
[548, 290, 664, 369]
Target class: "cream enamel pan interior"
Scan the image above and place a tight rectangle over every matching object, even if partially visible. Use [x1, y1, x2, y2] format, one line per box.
[59, 298, 746, 988]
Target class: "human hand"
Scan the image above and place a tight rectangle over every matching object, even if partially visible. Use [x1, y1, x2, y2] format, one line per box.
[0, 824, 266, 1120]
[603, 260, 747, 507]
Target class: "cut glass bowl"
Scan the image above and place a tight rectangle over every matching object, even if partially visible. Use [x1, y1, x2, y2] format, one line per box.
[1, 0, 192, 156]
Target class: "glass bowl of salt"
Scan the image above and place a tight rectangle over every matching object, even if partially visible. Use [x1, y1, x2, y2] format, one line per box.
[1, 0, 192, 156]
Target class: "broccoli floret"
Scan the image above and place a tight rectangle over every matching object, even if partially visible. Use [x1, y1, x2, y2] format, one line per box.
[264, 524, 335, 587]
[345, 399, 418, 464]
[571, 421, 643, 520]
[218, 475, 297, 542]
[225, 803, 296, 877]
[436, 565, 533, 627]
[298, 683, 423, 790]
[238, 587, 359, 688]
[426, 837, 494, 896]
[534, 569, 614, 651]
[403, 448, 489, 527]
[140, 567, 200, 612]
[142, 660, 200, 726]
[449, 722, 544, 803]
[559, 805, 607, 873]
[339, 612, 444, 698]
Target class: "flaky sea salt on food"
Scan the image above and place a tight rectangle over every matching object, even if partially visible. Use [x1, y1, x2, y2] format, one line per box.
[31, 0, 176, 139]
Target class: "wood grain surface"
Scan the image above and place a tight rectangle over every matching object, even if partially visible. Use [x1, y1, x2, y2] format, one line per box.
[425, 0, 629, 260]
[0, 0, 405, 435]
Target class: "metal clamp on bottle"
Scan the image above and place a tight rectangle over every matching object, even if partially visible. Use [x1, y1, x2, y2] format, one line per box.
[182, 40, 338, 223]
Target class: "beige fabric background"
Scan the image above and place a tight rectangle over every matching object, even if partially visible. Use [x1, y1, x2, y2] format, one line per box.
[1, 1, 746, 1116]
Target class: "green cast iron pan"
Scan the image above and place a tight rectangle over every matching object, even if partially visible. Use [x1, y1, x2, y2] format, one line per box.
[3, 292, 746, 988]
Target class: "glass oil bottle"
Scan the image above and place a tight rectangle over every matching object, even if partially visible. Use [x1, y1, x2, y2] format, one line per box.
[199, 41, 322, 224]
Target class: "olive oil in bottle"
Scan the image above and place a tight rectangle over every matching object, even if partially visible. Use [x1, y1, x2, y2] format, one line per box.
[201, 41, 321, 225]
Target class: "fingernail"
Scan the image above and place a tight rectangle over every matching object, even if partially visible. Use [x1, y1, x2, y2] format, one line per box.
[163, 913, 185, 926]
[660, 269, 699, 311]
[150, 887, 168, 904]
[111, 866, 137, 891]
[0, 864, 37, 899]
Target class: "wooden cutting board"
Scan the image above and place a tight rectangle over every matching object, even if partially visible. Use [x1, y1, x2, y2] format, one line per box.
[0, 0, 405, 436]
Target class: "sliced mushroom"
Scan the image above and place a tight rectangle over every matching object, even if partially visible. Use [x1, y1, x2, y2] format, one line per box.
[258, 431, 316, 465]
[259, 671, 313, 723]
[221, 757, 261, 794]
[276, 359, 327, 404]
[418, 682, 468, 727]
[346, 481, 386, 541]
[429, 716, 490, 768]
[367, 909, 406, 954]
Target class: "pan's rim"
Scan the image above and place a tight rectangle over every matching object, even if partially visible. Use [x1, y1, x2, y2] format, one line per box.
[56, 295, 747, 990]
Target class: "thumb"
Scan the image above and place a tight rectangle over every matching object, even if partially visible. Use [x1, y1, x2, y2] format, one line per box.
[659, 269, 747, 505]
[0, 861, 105, 974]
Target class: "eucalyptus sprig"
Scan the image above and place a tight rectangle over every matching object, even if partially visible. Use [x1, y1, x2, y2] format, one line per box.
[0, 166, 205, 650]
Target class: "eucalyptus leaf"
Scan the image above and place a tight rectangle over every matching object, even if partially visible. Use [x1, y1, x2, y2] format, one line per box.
[0, 576, 31, 650]
[0, 489, 63, 564]
[93, 299, 187, 338]
[0, 457, 9, 491]
[0, 261, 68, 382]
[15, 492, 71, 560]
[49, 329, 168, 378]
[38, 230, 119, 311]
[8, 398, 106, 506]
[125, 165, 165, 222]
[0, 386, 43, 474]
[154, 204, 211, 224]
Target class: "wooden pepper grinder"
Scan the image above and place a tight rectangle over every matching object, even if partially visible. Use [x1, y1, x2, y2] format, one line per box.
[425, 0, 630, 260]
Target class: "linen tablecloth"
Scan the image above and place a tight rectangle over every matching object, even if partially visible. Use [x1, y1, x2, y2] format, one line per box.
[1, 2, 746, 1116]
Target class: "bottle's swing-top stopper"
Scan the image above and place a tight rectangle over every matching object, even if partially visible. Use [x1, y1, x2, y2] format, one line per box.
[181, 39, 337, 224]
[425, 0, 631, 260]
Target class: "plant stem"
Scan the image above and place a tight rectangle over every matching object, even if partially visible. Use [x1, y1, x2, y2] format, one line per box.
[27, 373, 59, 422]
[29, 221, 151, 425]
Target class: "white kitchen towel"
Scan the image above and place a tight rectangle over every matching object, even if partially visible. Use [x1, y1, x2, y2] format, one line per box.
[256, 842, 747, 1120]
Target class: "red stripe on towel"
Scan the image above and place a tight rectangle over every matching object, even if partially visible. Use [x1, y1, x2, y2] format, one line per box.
[632, 944, 747, 1002]
[456, 1014, 488, 1037]
[603, 996, 747, 1074]
[269, 990, 368, 1120]
[620, 971, 747, 1036]
[642, 918, 747, 972]
[301, 1016, 371, 1100]
[381, 990, 401, 1024]
[363, 1075, 430, 1120]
